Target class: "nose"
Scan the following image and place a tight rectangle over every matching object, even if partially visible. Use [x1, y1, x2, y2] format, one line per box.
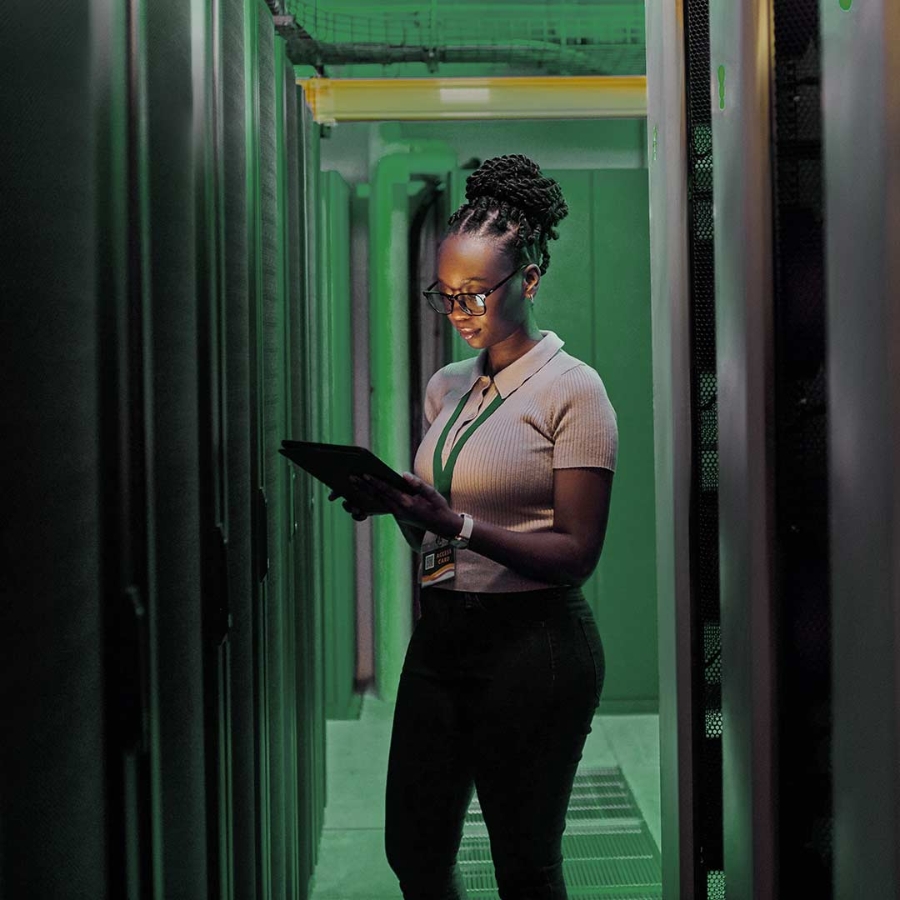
[449, 303, 472, 324]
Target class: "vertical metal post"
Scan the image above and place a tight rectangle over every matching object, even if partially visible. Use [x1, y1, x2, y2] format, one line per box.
[646, 0, 698, 897]
[822, 0, 900, 895]
[644, 0, 696, 895]
[710, 0, 778, 897]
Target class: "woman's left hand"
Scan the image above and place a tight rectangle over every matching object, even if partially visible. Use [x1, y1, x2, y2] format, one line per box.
[350, 472, 461, 538]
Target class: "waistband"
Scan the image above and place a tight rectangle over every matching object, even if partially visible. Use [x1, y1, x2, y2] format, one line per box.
[423, 584, 591, 620]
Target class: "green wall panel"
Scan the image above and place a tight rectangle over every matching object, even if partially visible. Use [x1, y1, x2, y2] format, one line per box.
[536, 170, 596, 367]
[543, 168, 657, 712]
[588, 169, 657, 712]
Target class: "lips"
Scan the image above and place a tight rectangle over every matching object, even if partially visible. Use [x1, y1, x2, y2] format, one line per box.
[458, 328, 480, 339]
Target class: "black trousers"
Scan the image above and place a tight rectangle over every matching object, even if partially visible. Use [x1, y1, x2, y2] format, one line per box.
[384, 584, 605, 900]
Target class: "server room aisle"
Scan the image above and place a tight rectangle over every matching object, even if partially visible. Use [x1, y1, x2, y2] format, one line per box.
[310, 693, 661, 899]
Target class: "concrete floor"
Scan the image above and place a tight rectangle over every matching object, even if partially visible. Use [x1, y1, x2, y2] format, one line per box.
[309, 689, 661, 900]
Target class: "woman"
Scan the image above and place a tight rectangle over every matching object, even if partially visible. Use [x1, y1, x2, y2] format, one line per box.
[330, 154, 617, 900]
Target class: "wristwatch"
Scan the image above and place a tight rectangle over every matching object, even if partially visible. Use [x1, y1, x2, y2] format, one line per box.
[449, 512, 474, 550]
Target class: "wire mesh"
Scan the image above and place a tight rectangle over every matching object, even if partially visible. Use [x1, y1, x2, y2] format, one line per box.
[684, 0, 725, 894]
[281, 1, 646, 75]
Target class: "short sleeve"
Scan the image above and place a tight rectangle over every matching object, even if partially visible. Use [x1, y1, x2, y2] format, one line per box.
[549, 364, 618, 472]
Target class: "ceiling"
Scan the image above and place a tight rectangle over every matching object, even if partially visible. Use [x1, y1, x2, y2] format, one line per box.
[280, 1, 646, 78]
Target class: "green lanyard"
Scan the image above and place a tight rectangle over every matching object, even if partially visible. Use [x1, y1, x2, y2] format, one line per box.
[432, 383, 506, 503]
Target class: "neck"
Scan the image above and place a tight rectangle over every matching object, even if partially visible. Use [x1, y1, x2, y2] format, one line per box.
[486, 323, 543, 375]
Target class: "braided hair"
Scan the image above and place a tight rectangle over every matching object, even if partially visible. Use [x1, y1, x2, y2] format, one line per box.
[446, 155, 569, 275]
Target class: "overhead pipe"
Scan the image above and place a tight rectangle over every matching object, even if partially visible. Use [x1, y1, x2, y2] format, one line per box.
[300, 75, 647, 123]
[285, 41, 630, 74]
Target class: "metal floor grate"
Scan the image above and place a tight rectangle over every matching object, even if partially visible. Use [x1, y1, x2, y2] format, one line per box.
[458, 766, 662, 898]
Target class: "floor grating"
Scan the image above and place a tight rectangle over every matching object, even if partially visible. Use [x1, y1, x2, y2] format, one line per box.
[458, 766, 662, 899]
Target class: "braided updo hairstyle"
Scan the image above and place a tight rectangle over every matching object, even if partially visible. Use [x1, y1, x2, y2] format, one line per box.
[446, 154, 569, 276]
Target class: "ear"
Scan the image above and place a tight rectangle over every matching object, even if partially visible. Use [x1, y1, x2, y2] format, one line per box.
[523, 262, 541, 298]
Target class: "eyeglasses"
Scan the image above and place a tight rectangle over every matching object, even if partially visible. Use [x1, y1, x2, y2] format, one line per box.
[422, 265, 525, 316]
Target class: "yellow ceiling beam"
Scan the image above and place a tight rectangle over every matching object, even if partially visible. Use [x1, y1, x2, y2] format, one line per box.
[298, 75, 647, 123]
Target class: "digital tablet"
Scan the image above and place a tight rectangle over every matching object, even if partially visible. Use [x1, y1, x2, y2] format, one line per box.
[279, 440, 417, 515]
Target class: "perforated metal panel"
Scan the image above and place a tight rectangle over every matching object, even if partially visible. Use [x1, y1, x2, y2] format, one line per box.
[770, 0, 832, 892]
[684, 0, 724, 895]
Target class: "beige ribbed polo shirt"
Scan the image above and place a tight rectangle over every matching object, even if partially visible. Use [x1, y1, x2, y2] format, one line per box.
[412, 329, 618, 592]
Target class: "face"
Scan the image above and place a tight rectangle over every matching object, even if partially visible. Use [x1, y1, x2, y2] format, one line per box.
[434, 233, 540, 350]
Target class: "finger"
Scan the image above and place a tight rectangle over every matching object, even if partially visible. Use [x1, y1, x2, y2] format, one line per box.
[342, 481, 378, 517]
[350, 476, 402, 517]
[354, 478, 402, 518]
[398, 474, 438, 504]
[401, 471, 424, 492]
[402, 472, 436, 496]
[352, 475, 388, 502]
[362, 473, 403, 499]
[362, 475, 406, 512]
[350, 476, 378, 504]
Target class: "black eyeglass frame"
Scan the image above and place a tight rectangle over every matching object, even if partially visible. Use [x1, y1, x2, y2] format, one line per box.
[422, 264, 527, 316]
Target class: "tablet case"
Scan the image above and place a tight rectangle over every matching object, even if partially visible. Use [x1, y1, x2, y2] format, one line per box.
[278, 440, 417, 515]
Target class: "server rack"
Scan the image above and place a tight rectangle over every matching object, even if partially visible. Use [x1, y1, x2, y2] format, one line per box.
[1, 2, 329, 896]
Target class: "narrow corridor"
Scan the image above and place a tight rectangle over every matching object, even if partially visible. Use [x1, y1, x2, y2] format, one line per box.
[310, 695, 661, 899]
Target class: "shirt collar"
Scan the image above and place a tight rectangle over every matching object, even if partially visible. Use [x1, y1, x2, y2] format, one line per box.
[465, 330, 565, 399]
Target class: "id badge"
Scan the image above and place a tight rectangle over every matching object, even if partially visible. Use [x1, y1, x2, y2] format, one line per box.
[420, 535, 456, 587]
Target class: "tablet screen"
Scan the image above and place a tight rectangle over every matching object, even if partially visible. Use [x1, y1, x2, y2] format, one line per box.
[279, 440, 417, 515]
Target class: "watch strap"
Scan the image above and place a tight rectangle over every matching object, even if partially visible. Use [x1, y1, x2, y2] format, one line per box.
[449, 512, 474, 549]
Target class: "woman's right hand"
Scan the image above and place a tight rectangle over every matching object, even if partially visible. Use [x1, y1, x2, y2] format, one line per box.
[328, 489, 368, 521]
[328, 487, 424, 550]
